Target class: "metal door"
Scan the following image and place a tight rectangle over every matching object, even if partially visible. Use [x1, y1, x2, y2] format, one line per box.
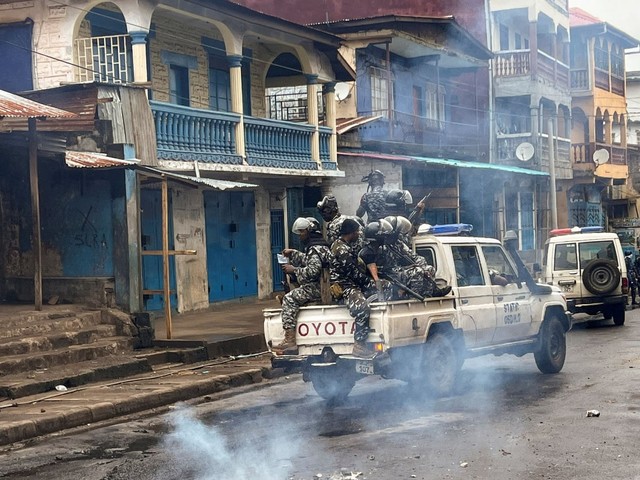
[271, 210, 285, 291]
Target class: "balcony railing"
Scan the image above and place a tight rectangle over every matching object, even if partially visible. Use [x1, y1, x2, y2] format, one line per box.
[75, 34, 132, 84]
[570, 69, 589, 90]
[244, 116, 317, 169]
[151, 101, 242, 164]
[494, 50, 530, 77]
[571, 142, 627, 165]
[537, 50, 569, 88]
[496, 132, 569, 164]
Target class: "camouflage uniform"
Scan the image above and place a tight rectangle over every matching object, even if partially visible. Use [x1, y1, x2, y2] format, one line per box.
[356, 186, 388, 222]
[281, 240, 331, 330]
[327, 214, 364, 254]
[330, 237, 375, 342]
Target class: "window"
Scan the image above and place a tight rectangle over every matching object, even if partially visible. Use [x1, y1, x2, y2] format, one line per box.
[370, 66, 393, 118]
[482, 245, 518, 277]
[505, 190, 535, 250]
[209, 55, 231, 112]
[514, 32, 522, 50]
[452, 245, 485, 286]
[425, 82, 445, 129]
[595, 38, 609, 71]
[416, 246, 436, 271]
[579, 241, 617, 267]
[611, 44, 624, 78]
[554, 243, 578, 270]
[499, 24, 509, 50]
[169, 65, 190, 106]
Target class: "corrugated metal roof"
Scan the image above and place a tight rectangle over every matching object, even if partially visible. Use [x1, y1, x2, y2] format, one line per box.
[65, 151, 138, 168]
[340, 151, 549, 177]
[65, 151, 257, 190]
[336, 115, 382, 134]
[0, 89, 75, 119]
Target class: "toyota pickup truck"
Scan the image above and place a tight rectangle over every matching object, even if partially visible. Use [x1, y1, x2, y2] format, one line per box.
[264, 227, 571, 402]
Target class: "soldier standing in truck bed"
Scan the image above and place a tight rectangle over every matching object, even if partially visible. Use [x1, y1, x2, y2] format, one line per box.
[317, 194, 364, 253]
[356, 170, 388, 222]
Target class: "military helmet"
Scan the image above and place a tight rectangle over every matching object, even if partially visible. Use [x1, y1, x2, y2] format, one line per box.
[385, 189, 413, 208]
[384, 215, 412, 235]
[317, 195, 338, 215]
[291, 217, 321, 235]
[361, 169, 385, 186]
[363, 219, 393, 241]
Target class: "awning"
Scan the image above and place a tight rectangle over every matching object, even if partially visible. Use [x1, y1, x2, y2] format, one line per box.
[0, 89, 75, 119]
[65, 151, 257, 190]
[339, 151, 549, 177]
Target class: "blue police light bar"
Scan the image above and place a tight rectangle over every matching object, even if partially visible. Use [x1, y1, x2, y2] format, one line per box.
[550, 226, 604, 236]
[419, 223, 473, 236]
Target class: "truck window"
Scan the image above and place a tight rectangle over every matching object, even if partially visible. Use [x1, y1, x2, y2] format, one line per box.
[451, 245, 485, 286]
[482, 245, 517, 277]
[416, 246, 436, 270]
[579, 241, 617, 267]
[554, 243, 577, 270]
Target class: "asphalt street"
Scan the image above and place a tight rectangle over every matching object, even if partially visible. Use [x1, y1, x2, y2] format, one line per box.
[1, 310, 639, 480]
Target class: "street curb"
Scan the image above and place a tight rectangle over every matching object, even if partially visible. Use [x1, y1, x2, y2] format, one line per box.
[0, 366, 280, 446]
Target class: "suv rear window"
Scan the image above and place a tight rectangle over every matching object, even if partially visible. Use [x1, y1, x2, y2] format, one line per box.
[554, 243, 578, 270]
[579, 241, 617, 267]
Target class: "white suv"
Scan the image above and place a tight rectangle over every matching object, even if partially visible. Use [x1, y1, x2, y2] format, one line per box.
[537, 229, 628, 326]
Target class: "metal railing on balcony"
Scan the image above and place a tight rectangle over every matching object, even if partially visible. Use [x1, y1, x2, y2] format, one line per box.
[244, 116, 317, 169]
[497, 132, 570, 164]
[75, 34, 132, 84]
[265, 91, 325, 123]
[151, 101, 242, 164]
[494, 50, 531, 77]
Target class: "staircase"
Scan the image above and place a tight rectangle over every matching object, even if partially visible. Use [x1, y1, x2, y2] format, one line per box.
[0, 307, 167, 401]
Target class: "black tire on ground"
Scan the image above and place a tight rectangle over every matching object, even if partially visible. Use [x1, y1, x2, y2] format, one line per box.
[534, 316, 567, 374]
[613, 303, 625, 326]
[582, 259, 620, 295]
[309, 367, 355, 403]
[421, 332, 460, 397]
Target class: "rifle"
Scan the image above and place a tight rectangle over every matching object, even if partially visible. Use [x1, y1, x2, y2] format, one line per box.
[407, 192, 432, 227]
[380, 272, 425, 302]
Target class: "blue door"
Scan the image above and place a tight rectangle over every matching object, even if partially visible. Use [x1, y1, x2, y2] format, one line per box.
[140, 189, 177, 311]
[271, 210, 285, 291]
[205, 191, 257, 302]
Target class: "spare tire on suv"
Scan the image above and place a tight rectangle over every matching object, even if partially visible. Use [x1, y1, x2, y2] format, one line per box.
[582, 259, 621, 295]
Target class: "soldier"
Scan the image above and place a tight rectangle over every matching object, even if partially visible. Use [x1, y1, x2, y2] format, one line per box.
[330, 218, 380, 358]
[356, 170, 388, 222]
[317, 194, 364, 251]
[272, 217, 331, 355]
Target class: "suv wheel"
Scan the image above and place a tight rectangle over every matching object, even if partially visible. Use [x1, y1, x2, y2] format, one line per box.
[534, 316, 566, 374]
[582, 259, 620, 295]
[612, 303, 625, 326]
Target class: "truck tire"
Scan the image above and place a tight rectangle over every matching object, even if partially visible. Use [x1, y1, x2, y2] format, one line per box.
[612, 303, 625, 326]
[534, 317, 566, 374]
[309, 368, 355, 403]
[582, 259, 620, 295]
[422, 332, 460, 397]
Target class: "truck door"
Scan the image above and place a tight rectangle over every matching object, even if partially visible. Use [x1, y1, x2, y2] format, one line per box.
[451, 245, 496, 347]
[482, 244, 533, 342]
[550, 242, 580, 297]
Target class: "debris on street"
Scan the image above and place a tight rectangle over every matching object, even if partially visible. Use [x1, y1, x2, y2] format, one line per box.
[586, 409, 601, 417]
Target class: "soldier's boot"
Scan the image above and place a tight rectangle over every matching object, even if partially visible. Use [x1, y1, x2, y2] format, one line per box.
[272, 329, 298, 355]
[352, 340, 374, 358]
[432, 285, 452, 297]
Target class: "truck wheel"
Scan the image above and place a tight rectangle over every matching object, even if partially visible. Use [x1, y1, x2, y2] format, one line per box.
[582, 259, 620, 295]
[422, 332, 460, 397]
[613, 303, 625, 326]
[534, 317, 566, 374]
[310, 368, 355, 403]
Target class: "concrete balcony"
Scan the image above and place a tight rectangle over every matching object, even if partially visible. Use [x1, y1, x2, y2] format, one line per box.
[151, 101, 332, 171]
[497, 132, 570, 165]
[494, 49, 569, 90]
[571, 142, 627, 165]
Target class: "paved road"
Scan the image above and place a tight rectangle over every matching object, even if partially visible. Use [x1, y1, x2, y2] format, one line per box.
[1, 312, 639, 480]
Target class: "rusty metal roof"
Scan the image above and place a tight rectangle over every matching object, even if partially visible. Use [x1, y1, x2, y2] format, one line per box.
[336, 115, 382, 134]
[0, 89, 75, 119]
[65, 151, 138, 168]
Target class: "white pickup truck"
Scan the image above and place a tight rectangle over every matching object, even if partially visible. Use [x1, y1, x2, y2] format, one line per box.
[264, 228, 571, 402]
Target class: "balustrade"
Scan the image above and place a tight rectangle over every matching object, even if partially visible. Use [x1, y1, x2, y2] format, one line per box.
[75, 35, 132, 83]
[494, 50, 530, 77]
[570, 69, 589, 90]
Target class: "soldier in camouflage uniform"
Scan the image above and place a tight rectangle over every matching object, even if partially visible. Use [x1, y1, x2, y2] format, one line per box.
[356, 170, 388, 222]
[317, 194, 364, 252]
[272, 217, 331, 355]
[330, 218, 379, 358]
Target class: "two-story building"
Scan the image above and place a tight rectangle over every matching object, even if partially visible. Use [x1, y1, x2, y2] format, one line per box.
[569, 7, 639, 228]
[0, 0, 352, 314]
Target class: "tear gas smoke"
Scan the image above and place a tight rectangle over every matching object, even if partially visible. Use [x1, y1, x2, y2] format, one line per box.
[161, 405, 300, 480]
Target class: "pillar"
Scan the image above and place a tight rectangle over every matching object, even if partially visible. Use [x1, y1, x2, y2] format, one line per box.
[529, 20, 538, 78]
[228, 55, 246, 160]
[306, 74, 320, 165]
[129, 31, 148, 84]
[323, 82, 337, 164]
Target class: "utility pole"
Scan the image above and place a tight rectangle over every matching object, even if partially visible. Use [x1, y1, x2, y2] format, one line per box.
[548, 118, 558, 230]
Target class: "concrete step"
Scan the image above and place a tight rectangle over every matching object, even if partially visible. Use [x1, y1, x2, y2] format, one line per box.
[0, 311, 104, 340]
[0, 355, 153, 400]
[0, 337, 135, 376]
[0, 325, 119, 356]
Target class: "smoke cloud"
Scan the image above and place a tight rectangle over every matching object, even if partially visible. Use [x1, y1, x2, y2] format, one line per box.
[160, 405, 300, 480]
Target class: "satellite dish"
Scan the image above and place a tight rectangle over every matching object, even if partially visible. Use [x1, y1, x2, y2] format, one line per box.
[593, 148, 610, 166]
[334, 82, 352, 101]
[515, 142, 534, 162]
